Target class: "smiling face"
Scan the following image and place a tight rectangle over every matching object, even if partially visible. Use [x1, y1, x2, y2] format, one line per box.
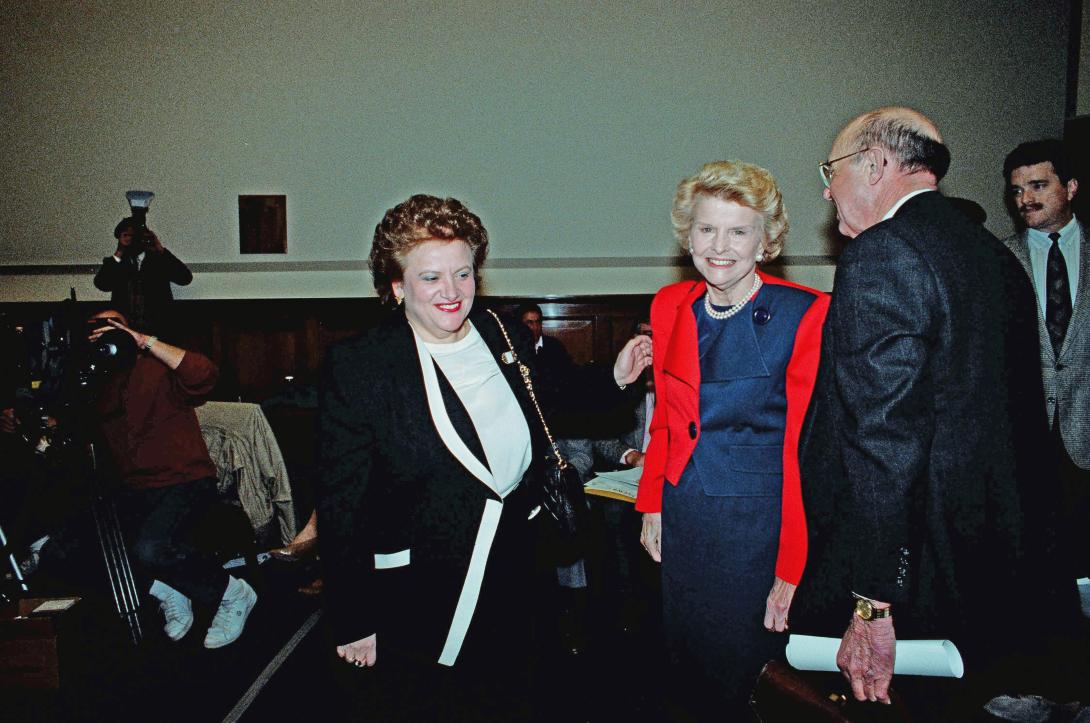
[391, 239, 476, 343]
[689, 195, 766, 306]
[1009, 161, 1077, 233]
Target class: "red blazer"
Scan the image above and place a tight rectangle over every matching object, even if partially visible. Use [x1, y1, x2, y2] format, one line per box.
[635, 272, 828, 584]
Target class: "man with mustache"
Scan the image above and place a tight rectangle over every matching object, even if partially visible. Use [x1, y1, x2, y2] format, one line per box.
[1003, 140, 1089, 580]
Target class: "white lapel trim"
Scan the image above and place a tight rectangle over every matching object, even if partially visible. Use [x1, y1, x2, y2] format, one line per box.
[374, 549, 410, 569]
[437, 498, 503, 666]
[411, 329, 499, 495]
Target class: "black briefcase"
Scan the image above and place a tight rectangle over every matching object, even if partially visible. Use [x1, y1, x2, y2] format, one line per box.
[750, 660, 913, 722]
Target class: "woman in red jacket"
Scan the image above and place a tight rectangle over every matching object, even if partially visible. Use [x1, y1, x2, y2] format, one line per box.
[636, 160, 828, 718]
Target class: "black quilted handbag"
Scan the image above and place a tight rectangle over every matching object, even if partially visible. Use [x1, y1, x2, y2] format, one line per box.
[486, 310, 588, 561]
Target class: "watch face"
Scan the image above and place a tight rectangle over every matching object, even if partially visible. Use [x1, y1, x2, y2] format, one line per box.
[854, 598, 874, 621]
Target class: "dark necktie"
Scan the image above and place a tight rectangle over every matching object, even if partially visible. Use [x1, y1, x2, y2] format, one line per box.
[1045, 231, 1071, 356]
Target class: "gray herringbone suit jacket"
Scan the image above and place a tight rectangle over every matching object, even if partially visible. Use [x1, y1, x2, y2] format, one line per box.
[1003, 220, 1090, 469]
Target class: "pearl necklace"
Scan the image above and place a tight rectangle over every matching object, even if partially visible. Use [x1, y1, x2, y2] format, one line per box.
[704, 274, 763, 320]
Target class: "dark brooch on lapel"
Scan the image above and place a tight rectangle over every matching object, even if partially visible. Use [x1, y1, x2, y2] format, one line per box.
[500, 351, 518, 365]
[752, 307, 772, 325]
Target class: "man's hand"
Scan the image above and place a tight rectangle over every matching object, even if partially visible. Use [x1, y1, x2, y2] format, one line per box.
[88, 316, 148, 348]
[337, 633, 377, 668]
[837, 613, 896, 703]
[87, 315, 186, 370]
[640, 512, 661, 562]
[623, 450, 645, 467]
[115, 227, 162, 256]
[763, 576, 796, 632]
[1, 408, 16, 435]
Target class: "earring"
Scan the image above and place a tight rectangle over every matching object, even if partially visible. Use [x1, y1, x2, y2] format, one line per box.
[688, 245, 694, 255]
[756, 250, 765, 263]
[395, 294, 404, 306]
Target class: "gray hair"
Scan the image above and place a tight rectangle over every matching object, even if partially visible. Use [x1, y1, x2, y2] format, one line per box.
[850, 110, 950, 181]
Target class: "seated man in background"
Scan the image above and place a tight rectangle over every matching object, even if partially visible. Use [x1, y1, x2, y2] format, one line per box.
[594, 320, 655, 471]
[518, 302, 575, 394]
[557, 329, 656, 639]
[87, 309, 257, 649]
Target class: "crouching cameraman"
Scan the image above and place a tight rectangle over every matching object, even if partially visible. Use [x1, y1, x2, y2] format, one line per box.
[87, 309, 257, 648]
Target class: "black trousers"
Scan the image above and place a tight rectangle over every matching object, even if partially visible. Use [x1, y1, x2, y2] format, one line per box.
[116, 476, 229, 609]
[1056, 423, 1090, 578]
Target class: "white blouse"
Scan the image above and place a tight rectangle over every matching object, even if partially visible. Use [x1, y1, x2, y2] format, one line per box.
[423, 325, 532, 498]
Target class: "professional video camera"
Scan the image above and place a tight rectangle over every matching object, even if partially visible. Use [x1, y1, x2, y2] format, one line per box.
[1, 297, 138, 459]
[1, 301, 143, 632]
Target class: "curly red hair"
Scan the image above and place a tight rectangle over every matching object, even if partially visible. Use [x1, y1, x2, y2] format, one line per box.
[368, 195, 489, 305]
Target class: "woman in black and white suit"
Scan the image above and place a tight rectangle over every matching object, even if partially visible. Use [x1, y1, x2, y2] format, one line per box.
[316, 194, 651, 720]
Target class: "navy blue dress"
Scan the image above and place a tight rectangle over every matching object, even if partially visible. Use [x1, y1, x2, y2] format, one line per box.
[660, 283, 817, 717]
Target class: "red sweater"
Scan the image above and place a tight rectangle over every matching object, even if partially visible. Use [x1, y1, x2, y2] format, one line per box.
[96, 351, 218, 490]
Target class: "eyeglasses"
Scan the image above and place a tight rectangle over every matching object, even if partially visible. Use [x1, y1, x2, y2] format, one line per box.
[819, 147, 870, 187]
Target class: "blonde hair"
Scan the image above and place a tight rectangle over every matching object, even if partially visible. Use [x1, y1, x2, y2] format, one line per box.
[671, 160, 788, 261]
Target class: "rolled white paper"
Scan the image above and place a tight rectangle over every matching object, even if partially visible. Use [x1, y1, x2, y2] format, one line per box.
[786, 634, 964, 678]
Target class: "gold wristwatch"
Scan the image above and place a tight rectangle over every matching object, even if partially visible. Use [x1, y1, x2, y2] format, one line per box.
[853, 594, 892, 621]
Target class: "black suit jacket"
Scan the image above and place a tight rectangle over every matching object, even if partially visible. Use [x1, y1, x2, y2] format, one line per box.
[794, 192, 1072, 645]
[316, 305, 624, 658]
[93, 250, 192, 333]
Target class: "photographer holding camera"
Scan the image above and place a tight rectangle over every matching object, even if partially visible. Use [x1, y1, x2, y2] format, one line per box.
[86, 309, 257, 648]
[93, 216, 192, 335]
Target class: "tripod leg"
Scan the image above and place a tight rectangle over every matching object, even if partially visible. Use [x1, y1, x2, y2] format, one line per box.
[0, 521, 29, 602]
[104, 500, 143, 640]
[91, 498, 143, 644]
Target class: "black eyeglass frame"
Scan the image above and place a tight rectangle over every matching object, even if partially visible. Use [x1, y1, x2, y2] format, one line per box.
[819, 147, 870, 187]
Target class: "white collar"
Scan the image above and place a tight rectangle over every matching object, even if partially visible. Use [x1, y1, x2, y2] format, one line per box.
[882, 189, 935, 221]
[1027, 215, 1079, 245]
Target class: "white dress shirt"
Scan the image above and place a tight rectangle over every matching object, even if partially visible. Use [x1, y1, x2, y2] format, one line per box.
[1026, 216, 1081, 313]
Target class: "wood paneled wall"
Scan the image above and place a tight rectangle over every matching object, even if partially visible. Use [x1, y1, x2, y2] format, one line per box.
[2, 296, 652, 403]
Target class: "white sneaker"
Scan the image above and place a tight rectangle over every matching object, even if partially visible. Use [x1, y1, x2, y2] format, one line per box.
[149, 579, 194, 641]
[203, 576, 257, 649]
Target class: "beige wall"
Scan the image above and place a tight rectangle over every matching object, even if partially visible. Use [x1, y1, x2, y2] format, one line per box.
[1081, 0, 1090, 116]
[0, 1, 1071, 300]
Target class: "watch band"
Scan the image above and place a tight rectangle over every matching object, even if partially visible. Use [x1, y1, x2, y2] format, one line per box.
[142, 336, 157, 352]
[852, 594, 892, 621]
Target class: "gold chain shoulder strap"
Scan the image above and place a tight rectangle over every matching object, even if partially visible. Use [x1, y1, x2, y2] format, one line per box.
[484, 309, 568, 468]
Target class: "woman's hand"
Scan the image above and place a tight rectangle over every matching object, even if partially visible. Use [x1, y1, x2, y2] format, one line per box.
[763, 576, 797, 632]
[337, 633, 377, 668]
[640, 512, 662, 562]
[613, 334, 652, 387]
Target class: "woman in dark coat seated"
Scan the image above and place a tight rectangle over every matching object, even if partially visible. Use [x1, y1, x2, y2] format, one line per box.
[317, 194, 651, 720]
[636, 161, 829, 719]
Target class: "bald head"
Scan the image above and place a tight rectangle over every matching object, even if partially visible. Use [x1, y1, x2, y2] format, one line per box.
[823, 107, 950, 238]
[835, 106, 949, 182]
[89, 308, 129, 326]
